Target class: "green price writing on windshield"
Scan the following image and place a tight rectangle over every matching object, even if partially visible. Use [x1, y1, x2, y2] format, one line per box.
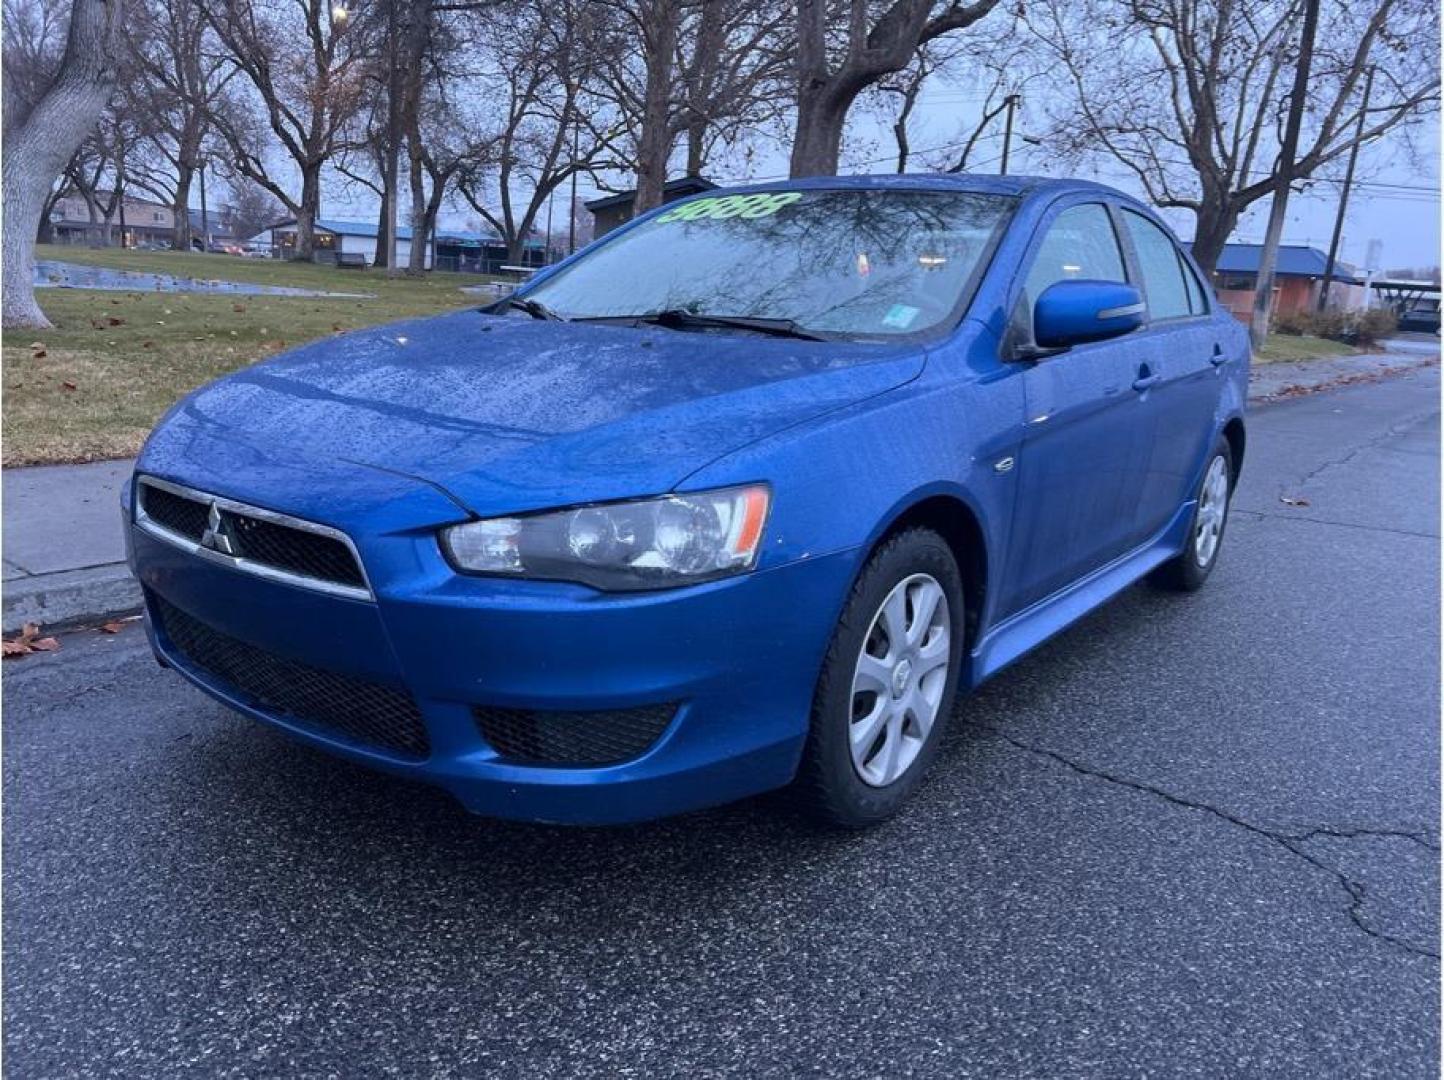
[657, 192, 803, 223]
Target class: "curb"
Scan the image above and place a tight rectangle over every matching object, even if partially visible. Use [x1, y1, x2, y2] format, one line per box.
[1248, 353, 1438, 405]
[3, 563, 142, 634]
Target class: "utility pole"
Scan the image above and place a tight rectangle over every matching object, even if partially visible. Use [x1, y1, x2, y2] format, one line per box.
[199, 159, 208, 252]
[567, 120, 579, 256]
[999, 94, 1019, 176]
[545, 186, 555, 266]
[1318, 65, 1375, 312]
[1250, 0, 1320, 350]
[381, 0, 401, 276]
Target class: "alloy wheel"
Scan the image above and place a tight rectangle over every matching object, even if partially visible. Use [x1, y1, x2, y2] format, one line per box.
[848, 573, 951, 787]
[1194, 454, 1230, 566]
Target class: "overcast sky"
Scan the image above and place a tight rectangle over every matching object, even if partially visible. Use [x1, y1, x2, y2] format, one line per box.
[319, 78, 1441, 272]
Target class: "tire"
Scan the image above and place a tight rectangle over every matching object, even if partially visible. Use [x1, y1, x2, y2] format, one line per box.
[1151, 436, 1234, 592]
[793, 527, 966, 828]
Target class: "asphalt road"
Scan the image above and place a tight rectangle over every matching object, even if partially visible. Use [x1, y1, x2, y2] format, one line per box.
[5, 367, 1439, 1078]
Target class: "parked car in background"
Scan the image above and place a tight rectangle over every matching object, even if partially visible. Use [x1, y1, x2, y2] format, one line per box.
[125, 175, 1248, 827]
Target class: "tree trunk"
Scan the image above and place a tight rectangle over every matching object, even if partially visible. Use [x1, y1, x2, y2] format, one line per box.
[294, 165, 320, 261]
[789, 83, 854, 177]
[633, 0, 681, 214]
[685, 118, 706, 177]
[1188, 198, 1239, 279]
[372, 189, 389, 268]
[1, 0, 122, 329]
[407, 135, 427, 273]
[173, 166, 194, 252]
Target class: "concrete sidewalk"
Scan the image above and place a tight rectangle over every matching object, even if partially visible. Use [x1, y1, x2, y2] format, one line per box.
[3, 458, 138, 632]
[1, 345, 1438, 633]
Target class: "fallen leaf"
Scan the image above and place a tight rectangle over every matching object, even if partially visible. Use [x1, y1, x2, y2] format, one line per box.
[106, 316, 126, 326]
[3, 622, 60, 658]
[1279, 495, 1310, 507]
[61, 380, 77, 391]
[98, 619, 131, 634]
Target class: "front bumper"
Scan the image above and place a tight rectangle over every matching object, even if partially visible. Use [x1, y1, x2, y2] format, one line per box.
[129, 512, 861, 824]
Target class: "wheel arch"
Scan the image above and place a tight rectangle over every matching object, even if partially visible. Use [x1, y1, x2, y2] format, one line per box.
[869, 490, 989, 652]
[1221, 415, 1246, 485]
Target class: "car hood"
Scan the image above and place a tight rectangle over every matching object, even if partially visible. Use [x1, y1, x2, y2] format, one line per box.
[140, 309, 924, 519]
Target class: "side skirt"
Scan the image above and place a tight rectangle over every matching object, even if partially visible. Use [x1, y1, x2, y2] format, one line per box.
[965, 500, 1195, 688]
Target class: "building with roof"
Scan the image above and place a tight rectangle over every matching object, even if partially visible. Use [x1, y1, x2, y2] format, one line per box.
[266, 218, 430, 267]
[266, 218, 551, 272]
[49, 191, 176, 248]
[585, 176, 717, 238]
[1200, 243, 1365, 321]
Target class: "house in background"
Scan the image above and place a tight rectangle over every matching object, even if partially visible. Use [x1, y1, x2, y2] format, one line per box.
[585, 176, 717, 238]
[49, 191, 175, 247]
[1201, 242, 1365, 322]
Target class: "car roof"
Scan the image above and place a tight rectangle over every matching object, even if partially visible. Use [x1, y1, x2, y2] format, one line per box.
[706, 172, 1126, 201]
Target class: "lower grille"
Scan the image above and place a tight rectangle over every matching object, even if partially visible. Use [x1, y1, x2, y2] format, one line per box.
[154, 595, 429, 759]
[473, 703, 676, 766]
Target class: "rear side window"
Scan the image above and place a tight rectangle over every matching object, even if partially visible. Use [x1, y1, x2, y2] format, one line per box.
[1180, 255, 1210, 314]
[1121, 209, 1192, 320]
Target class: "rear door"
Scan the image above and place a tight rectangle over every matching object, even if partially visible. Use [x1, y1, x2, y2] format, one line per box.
[999, 198, 1155, 616]
[1116, 208, 1222, 538]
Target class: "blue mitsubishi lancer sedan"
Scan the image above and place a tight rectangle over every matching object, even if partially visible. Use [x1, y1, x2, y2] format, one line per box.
[126, 175, 1247, 827]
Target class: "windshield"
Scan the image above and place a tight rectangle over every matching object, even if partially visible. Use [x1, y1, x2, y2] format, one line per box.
[522, 188, 1015, 338]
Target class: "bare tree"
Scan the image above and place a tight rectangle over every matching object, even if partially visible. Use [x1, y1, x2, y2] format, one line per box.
[1031, 0, 1441, 276]
[227, 176, 284, 240]
[126, 0, 231, 251]
[3, 0, 125, 328]
[200, 0, 369, 260]
[593, 0, 790, 210]
[454, 0, 617, 261]
[789, 0, 1003, 177]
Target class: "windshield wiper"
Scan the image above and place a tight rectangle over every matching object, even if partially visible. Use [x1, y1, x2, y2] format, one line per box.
[578, 308, 827, 341]
[493, 295, 567, 321]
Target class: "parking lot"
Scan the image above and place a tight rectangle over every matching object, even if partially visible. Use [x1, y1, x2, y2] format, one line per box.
[4, 368, 1438, 1078]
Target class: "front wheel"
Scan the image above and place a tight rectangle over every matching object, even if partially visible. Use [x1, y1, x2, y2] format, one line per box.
[793, 528, 965, 828]
[1152, 437, 1234, 592]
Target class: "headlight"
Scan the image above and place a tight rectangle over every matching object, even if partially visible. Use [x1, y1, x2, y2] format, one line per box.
[441, 484, 771, 591]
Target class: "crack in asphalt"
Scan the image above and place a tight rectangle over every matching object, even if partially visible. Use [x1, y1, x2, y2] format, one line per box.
[1229, 508, 1440, 540]
[973, 723, 1441, 961]
[1287, 407, 1439, 495]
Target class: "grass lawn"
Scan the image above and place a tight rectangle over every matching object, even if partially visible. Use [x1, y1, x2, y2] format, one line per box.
[5, 246, 498, 466]
[1253, 333, 1358, 364]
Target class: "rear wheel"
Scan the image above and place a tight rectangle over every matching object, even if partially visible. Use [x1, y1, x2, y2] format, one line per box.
[1152, 436, 1234, 592]
[794, 528, 965, 827]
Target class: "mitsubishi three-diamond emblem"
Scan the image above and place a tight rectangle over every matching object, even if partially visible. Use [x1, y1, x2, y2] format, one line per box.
[199, 502, 235, 555]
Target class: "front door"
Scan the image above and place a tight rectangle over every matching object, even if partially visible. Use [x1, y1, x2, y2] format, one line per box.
[999, 199, 1156, 616]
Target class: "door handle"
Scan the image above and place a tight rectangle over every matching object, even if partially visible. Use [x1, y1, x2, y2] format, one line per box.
[1210, 344, 1227, 367]
[1132, 370, 1161, 392]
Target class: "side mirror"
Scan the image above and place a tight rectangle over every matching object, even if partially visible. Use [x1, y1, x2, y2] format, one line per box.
[1033, 280, 1145, 349]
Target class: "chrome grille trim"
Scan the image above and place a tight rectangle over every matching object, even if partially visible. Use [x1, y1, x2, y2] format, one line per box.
[134, 475, 375, 602]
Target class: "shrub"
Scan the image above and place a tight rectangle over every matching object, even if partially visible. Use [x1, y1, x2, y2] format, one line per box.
[1271, 306, 1397, 347]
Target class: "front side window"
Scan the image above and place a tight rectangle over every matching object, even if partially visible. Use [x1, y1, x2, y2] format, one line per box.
[1122, 209, 1192, 320]
[1020, 203, 1127, 338]
[523, 189, 1016, 338]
